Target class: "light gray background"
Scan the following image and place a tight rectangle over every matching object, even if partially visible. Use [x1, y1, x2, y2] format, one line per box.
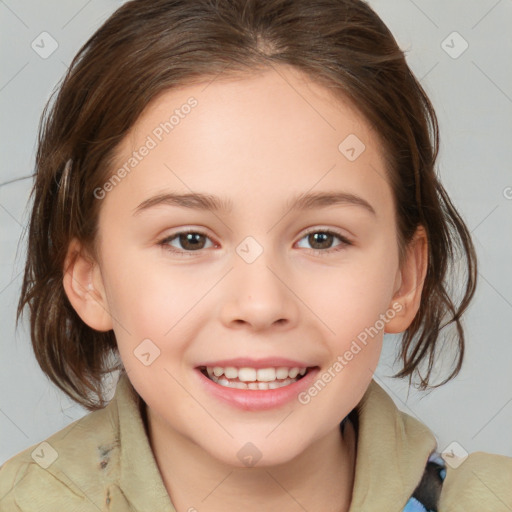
[1, 0, 511, 465]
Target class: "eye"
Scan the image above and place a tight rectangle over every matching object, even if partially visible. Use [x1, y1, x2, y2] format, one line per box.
[157, 227, 352, 257]
[296, 229, 352, 254]
[158, 229, 215, 256]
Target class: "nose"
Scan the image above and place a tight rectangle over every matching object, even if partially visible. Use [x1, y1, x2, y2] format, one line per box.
[218, 247, 300, 332]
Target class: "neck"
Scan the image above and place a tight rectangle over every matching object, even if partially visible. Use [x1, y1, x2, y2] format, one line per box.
[144, 404, 357, 512]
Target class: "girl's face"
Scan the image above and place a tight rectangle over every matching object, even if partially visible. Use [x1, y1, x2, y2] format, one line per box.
[84, 66, 409, 467]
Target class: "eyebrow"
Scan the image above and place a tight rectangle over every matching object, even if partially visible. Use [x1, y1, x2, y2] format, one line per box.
[133, 191, 376, 216]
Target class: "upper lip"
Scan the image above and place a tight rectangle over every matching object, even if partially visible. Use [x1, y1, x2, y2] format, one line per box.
[196, 357, 317, 369]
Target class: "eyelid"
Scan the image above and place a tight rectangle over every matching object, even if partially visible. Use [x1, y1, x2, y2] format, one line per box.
[300, 226, 352, 242]
[157, 228, 217, 257]
[157, 226, 353, 256]
[296, 227, 353, 252]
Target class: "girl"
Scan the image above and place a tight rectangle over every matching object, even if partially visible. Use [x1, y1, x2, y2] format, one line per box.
[1, 0, 511, 510]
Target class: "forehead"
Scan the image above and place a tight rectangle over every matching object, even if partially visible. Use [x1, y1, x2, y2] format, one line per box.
[105, 65, 393, 220]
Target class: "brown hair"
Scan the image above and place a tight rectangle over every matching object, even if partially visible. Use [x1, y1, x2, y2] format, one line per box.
[17, 0, 477, 411]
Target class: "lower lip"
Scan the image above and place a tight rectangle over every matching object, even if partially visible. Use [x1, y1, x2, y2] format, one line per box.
[195, 367, 320, 411]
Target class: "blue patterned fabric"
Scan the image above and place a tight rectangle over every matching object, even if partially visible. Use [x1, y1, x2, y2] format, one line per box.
[403, 497, 430, 512]
[402, 452, 447, 512]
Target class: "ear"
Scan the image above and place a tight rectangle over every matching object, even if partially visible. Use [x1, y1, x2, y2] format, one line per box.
[385, 225, 428, 334]
[62, 238, 113, 332]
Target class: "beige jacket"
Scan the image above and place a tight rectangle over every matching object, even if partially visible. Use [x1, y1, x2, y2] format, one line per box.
[1, 373, 511, 511]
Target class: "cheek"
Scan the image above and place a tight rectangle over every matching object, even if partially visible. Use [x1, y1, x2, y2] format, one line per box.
[100, 248, 204, 342]
[307, 247, 398, 337]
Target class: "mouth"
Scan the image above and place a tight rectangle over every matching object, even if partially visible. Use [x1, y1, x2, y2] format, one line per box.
[198, 365, 316, 390]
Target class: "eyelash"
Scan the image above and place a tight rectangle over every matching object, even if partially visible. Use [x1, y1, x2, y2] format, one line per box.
[157, 228, 353, 257]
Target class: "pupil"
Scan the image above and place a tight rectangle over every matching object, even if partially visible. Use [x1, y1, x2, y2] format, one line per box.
[310, 232, 332, 249]
[181, 233, 204, 250]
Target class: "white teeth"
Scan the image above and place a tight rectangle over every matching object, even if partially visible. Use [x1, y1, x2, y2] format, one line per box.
[257, 368, 276, 382]
[204, 365, 310, 390]
[224, 366, 238, 379]
[238, 367, 257, 382]
[289, 368, 299, 379]
[211, 376, 296, 390]
[276, 367, 289, 379]
[205, 365, 308, 382]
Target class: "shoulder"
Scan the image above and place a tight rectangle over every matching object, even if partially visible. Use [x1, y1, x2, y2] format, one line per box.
[0, 396, 120, 511]
[357, 380, 512, 511]
[439, 450, 512, 511]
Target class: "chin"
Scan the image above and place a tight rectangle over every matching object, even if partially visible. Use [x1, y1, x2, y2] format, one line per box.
[206, 438, 304, 470]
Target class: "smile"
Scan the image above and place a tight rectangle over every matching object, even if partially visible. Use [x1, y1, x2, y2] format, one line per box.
[199, 365, 310, 390]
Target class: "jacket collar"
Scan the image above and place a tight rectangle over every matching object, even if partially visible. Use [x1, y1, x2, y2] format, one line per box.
[347, 377, 437, 510]
[116, 372, 175, 510]
[113, 372, 437, 511]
